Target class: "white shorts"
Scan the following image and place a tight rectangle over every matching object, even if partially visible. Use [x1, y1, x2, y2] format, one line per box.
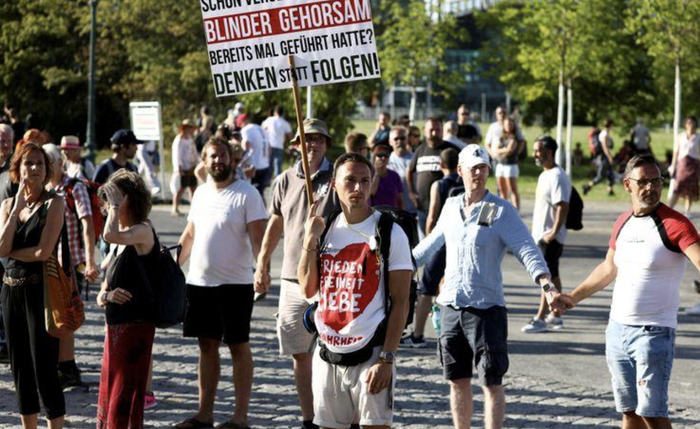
[277, 279, 315, 355]
[495, 163, 519, 178]
[312, 347, 395, 428]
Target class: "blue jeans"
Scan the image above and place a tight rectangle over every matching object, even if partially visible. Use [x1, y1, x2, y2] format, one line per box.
[605, 319, 675, 418]
[417, 209, 428, 240]
[271, 147, 285, 179]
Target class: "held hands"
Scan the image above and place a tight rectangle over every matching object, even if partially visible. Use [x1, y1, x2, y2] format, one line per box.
[254, 267, 271, 294]
[366, 361, 392, 394]
[546, 291, 575, 314]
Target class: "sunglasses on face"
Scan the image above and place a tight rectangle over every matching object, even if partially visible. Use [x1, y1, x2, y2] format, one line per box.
[393, 136, 406, 141]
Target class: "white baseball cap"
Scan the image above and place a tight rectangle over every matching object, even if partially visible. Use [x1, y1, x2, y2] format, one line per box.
[459, 144, 490, 168]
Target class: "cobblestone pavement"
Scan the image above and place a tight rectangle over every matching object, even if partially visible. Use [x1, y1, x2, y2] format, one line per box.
[1, 202, 700, 428]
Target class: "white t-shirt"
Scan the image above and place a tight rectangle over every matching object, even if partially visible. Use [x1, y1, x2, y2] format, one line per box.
[316, 211, 413, 354]
[186, 179, 269, 286]
[262, 116, 292, 150]
[172, 135, 199, 171]
[610, 205, 699, 328]
[241, 124, 270, 170]
[532, 166, 572, 244]
[631, 124, 650, 150]
[678, 132, 700, 160]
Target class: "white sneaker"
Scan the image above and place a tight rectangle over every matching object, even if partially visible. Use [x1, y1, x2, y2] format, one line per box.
[521, 318, 547, 333]
[545, 314, 564, 330]
[685, 303, 700, 315]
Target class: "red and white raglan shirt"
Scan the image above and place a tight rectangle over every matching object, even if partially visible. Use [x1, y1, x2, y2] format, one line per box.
[316, 211, 413, 354]
[609, 204, 700, 328]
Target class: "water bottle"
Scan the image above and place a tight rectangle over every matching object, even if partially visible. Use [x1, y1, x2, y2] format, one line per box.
[431, 305, 441, 335]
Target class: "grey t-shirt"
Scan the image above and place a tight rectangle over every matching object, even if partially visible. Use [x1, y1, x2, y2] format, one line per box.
[270, 158, 339, 280]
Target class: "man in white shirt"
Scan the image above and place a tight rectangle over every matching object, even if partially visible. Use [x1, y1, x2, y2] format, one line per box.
[630, 117, 652, 155]
[262, 105, 293, 179]
[176, 137, 268, 429]
[521, 136, 571, 333]
[240, 115, 271, 200]
[444, 120, 466, 150]
[387, 126, 416, 215]
[555, 154, 700, 429]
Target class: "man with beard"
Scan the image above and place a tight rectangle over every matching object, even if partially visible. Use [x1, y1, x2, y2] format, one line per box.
[254, 118, 339, 429]
[521, 136, 571, 333]
[406, 117, 459, 237]
[176, 137, 268, 429]
[554, 154, 700, 429]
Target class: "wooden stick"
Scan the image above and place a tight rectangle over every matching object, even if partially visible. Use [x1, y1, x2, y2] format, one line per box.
[288, 55, 314, 207]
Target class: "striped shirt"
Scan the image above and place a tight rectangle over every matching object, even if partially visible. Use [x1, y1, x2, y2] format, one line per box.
[56, 175, 92, 267]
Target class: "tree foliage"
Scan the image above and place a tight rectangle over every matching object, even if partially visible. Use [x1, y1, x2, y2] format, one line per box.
[477, 0, 653, 128]
[376, 0, 466, 103]
[0, 0, 369, 148]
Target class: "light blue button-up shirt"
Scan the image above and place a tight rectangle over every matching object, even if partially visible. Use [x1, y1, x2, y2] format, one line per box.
[413, 191, 549, 309]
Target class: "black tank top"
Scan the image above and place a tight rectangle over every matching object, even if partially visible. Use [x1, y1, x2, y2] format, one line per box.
[105, 227, 159, 325]
[5, 193, 56, 281]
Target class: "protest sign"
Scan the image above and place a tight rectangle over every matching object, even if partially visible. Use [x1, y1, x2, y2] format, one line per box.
[200, 0, 381, 97]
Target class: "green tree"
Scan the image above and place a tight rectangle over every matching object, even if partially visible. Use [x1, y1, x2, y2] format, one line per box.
[627, 0, 700, 150]
[478, 0, 640, 170]
[377, 0, 465, 119]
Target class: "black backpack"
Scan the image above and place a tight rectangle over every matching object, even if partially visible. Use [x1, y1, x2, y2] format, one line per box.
[565, 187, 584, 231]
[312, 207, 417, 366]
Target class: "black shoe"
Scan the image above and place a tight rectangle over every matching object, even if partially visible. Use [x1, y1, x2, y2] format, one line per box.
[608, 189, 615, 197]
[0, 347, 9, 365]
[694, 280, 700, 294]
[58, 366, 84, 390]
[582, 184, 591, 196]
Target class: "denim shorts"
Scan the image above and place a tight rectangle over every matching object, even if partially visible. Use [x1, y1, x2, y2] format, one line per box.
[605, 319, 675, 418]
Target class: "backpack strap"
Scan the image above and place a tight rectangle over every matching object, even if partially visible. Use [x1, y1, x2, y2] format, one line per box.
[318, 209, 343, 251]
[377, 212, 393, 312]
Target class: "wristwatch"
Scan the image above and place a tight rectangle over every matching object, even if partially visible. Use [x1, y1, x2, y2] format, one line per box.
[541, 282, 555, 293]
[379, 351, 395, 365]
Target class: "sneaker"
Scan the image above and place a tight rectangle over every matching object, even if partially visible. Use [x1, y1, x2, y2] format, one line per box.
[582, 184, 591, 196]
[685, 303, 700, 315]
[399, 334, 427, 349]
[144, 392, 158, 410]
[521, 318, 548, 333]
[544, 314, 564, 330]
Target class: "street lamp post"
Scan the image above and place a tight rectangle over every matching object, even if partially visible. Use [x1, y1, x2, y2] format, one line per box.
[86, 0, 99, 162]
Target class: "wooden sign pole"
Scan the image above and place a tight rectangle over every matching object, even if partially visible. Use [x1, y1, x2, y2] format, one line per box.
[288, 55, 314, 207]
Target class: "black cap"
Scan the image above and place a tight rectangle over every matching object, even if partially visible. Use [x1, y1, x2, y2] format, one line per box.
[111, 129, 143, 146]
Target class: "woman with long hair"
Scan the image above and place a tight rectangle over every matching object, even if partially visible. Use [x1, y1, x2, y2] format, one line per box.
[96, 169, 159, 429]
[669, 116, 700, 215]
[494, 116, 521, 211]
[0, 142, 66, 429]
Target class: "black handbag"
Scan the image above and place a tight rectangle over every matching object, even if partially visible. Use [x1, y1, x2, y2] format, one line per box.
[136, 232, 187, 329]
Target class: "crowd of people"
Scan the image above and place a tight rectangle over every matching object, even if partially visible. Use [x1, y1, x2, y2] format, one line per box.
[0, 101, 699, 429]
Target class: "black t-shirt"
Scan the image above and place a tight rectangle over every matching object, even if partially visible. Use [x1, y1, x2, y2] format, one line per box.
[93, 158, 137, 185]
[408, 141, 459, 212]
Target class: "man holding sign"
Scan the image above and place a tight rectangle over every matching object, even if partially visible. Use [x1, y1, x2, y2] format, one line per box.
[298, 153, 413, 429]
[255, 119, 339, 429]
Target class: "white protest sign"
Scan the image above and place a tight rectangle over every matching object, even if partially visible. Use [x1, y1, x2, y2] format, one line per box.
[129, 102, 162, 141]
[200, 0, 380, 97]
